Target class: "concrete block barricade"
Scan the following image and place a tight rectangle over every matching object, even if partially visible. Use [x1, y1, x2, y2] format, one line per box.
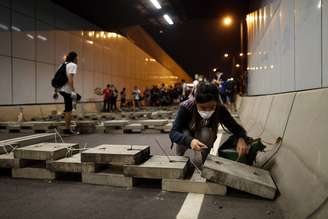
[268, 89, 328, 218]
[123, 123, 144, 133]
[46, 153, 82, 173]
[123, 155, 189, 179]
[103, 120, 130, 133]
[162, 171, 227, 195]
[76, 121, 97, 134]
[81, 144, 150, 188]
[11, 143, 79, 180]
[0, 133, 56, 154]
[81, 145, 150, 165]
[201, 155, 277, 199]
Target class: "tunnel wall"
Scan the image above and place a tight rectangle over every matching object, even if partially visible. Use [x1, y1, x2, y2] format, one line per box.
[0, 0, 191, 106]
[246, 0, 328, 95]
[238, 88, 328, 219]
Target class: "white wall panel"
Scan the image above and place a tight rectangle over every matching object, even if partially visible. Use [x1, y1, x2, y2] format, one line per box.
[323, 0, 328, 87]
[294, 0, 321, 90]
[13, 58, 35, 104]
[55, 31, 69, 65]
[279, 0, 295, 92]
[12, 12, 36, 60]
[36, 62, 54, 103]
[36, 21, 55, 64]
[0, 6, 11, 56]
[0, 56, 12, 104]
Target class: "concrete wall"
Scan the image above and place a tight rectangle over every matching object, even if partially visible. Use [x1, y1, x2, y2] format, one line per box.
[247, 0, 328, 95]
[238, 88, 328, 219]
[0, 0, 191, 106]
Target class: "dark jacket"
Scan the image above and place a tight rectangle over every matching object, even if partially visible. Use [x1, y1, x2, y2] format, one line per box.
[169, 98, 247, 147]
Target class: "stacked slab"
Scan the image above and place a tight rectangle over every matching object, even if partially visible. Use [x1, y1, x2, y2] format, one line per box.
[11, 143, 79, 180]
[81, 144, 150, 187]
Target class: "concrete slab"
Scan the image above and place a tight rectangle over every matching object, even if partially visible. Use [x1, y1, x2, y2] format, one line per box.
[138, 119, 168, 128]
[82, 170, 133, 188]
[76, 121, 97, 134]
[81, 144, 150, 165]
[0, 133, 56, 154]
[47, 153, 82, 173]
[159, 122, 172, 133]
[162, 171, 227, 195]
[0, 152, 25, 168]
[14, 143, 79, 161]
[12, 167, 56, 180]
[123, 123, 144, 133]
[202, 155, 276, 199]
[103, 120, 129, 127]
[123, 155, 189, 179]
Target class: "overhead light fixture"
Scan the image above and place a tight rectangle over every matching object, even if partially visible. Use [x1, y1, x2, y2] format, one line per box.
[150, 0, 162, 9]
[224, 53, 229, 58]
[163, 14, 174, 25]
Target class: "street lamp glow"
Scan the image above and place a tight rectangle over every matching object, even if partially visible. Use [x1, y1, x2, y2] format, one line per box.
[213, 68, 217, 72]
[224, 53, 229, 58]
[223, 16, 233, 27]
[239, 53, 244, 57]
[235, 64, 240, 68]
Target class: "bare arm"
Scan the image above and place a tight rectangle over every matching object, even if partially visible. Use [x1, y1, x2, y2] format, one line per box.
[67, 73, 75, 92]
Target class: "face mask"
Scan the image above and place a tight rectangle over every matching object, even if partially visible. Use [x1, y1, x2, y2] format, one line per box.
[198, 110, 215, 120]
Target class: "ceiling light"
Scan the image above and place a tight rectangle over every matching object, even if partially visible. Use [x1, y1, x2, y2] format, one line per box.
[224, 53, 229, 58]
[163, 14, 174, 25]
[150, 0, 162, 9]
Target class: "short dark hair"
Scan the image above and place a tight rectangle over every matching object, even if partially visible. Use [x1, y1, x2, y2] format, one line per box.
[195, 82, 219, 103]
[66, 51, 78, 62]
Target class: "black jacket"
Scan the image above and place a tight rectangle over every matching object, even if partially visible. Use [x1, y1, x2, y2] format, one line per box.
[169, 98, 247, 147]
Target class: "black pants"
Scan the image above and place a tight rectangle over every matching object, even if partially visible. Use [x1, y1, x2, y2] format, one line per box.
[59, 92, 73, 112]
[103, 99, 110, 112]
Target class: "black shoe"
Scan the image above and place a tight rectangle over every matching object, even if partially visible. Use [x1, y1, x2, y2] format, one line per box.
[63, 129, 76, 135]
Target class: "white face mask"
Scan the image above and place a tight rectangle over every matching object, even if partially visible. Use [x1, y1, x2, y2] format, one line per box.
[198, 110, 215, 120]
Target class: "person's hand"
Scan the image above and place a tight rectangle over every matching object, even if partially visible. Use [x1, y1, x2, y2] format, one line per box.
[236, 138, 249, 158]
[190, 139, 208, 151]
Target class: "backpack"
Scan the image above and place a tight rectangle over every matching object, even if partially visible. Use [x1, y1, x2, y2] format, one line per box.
[51, 63, 67, 89]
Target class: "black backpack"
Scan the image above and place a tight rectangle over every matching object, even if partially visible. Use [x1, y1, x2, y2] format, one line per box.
[51, 63, 68, 89]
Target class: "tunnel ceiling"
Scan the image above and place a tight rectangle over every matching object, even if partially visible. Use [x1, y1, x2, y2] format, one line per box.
[53, 0, 250, 77]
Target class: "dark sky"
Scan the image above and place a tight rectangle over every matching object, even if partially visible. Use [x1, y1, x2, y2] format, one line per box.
[144, 16, 244, 77]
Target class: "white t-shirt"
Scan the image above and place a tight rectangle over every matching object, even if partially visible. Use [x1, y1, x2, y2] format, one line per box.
[59, 62, 77, 94]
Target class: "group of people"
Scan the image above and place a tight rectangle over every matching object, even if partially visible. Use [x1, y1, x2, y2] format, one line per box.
[101, 81, 192, 111]
[53, 51, 248, 170]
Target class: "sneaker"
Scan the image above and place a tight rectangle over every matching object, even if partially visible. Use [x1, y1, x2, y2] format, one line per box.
[63, 129, 76, 135]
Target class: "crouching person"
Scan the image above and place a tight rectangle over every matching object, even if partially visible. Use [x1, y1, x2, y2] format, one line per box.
[169, 82, 248, 168]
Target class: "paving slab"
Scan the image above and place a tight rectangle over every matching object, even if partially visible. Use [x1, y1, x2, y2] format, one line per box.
[103, 120, 129, 127]
[12, 167, 56, 180]
[81, 144, 150, 165]
[201, 155, 276, 199]
[14, 143, 79, 161]
[123, 155, 189, 179]
[76, 121, 97, 134]
[138, 120, 168, 129]
[123, 123, 144, 133]
[46, 153, 82, 173]
[162, 171, 227, 195]
[0, 133, 56, 154]
[0, 152, 27, 168]
[159, 122, 172, 133]
[82, 169, 133, 188]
